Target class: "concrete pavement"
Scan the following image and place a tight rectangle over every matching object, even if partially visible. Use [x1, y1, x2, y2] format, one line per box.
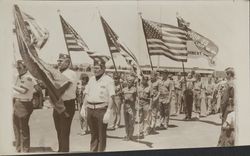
[27, 107, 222, 153]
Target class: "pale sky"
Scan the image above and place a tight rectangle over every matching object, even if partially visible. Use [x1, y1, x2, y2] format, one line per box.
[13, 1, 249, 71]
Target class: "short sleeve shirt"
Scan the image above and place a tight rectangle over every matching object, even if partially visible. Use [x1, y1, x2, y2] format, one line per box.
[123, 86, 137, 102]
[84, 74, 115, 103]
[159, 79, 171, 95]
[61, 69, 78, 101]
[13, 72, 37, 100]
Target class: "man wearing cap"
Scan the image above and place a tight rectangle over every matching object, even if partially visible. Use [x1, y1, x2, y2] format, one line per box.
[53, 53, 77, 152]
[158, 70, 173, 129]
[13, 60, 37, 153]
[80, 60, 115, 152]
[122, 73, 137, 141]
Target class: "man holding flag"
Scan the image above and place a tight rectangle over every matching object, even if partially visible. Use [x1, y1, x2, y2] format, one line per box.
[53, 53, 77, 152]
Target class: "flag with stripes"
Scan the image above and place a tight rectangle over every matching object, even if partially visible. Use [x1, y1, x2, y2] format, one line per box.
[142, 18, 188, 62]
[100, 15, 142, 76]
[59, 15, 110, 63]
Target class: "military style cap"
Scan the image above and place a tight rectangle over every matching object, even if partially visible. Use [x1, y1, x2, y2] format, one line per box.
[162, 69, 168, 74]
[113, 73, 120, 80]
[225, 67, 234, 77]
[93, 59, 106, 67]
[177, 72, 182, 76]
[150, 70, 157, 77]
[58, 53, 70, 61]
[16, 60, 26, 68]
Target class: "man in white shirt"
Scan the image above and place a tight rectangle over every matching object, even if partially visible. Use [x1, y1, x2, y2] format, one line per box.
[13, 60, 37, 153]
[81, 60, 115, 152]
[53, 53, 77, 152]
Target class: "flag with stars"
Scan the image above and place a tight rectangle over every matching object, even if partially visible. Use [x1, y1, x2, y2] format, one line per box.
[59, 15, 110, 63]
[142, 18, 188, 62]
[100, 15, 142, 76]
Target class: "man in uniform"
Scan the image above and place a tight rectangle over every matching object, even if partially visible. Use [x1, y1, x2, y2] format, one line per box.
[193, 73, 202, 118]
[158, 70, 173, 129]
[53, 53, 77, 152]
[149, 71, 160, 134]
[183, 72, 196, 120]
[81, 60, 115, 152]
[110, 74, 123, 130]
[122, 73, 137, 141]
[175, 72, 183, 114]
[13, 60, 37, 153]
[138, 76, 151, 137]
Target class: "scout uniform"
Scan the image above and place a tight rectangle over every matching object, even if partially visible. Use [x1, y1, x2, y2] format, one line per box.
[193, 74, 202, 116]
[13, 60, 37, 153]
[174, 73, 183, 114]
[184, 73, 195, 120]
[138, 77, 151, 137]
[149, 72, 160, 133]
[110, 74, 123, 129]
[159, 75, 172, 129]
[122, 74, 137, 141]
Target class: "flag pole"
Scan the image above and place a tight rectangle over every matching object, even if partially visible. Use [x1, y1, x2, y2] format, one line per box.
[139, 13, 154, 71]
[58, 10, 73, 68]
[181, 61, 187, 89]
[98, 11, 123, 92]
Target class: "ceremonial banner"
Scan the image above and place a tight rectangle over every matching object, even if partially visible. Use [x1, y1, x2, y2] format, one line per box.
[177, 15, 219, 64]
[13, 5, 71, 113]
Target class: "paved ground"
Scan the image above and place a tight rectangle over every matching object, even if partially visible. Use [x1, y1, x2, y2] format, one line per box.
[26, 105, 222, 153]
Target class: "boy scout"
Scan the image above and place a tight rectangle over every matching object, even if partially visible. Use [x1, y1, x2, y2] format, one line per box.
[138, 76, 151, 137]
[122, 73, 137, 141]
[13, 60, 37, 153]
[110, 74, 123, 130]
[149, 71, 160, 134]
[159, 70, 172, 129]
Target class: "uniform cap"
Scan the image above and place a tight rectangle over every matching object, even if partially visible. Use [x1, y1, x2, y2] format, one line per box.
[58, 53, 70, 61]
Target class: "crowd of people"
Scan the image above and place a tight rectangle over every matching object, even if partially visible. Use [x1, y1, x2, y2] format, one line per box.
[12, 53, 235, 153]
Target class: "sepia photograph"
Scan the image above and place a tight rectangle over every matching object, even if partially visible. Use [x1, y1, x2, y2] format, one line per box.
[0, 0, 249, 155]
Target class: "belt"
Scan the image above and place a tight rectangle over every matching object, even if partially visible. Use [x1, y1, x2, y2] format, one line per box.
[87, 102, 108, 109]
[14, 98, 31, 102]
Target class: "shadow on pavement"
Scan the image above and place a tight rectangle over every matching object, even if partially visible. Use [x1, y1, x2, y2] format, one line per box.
[29, 147, 54, 152]
[107, 135, 124, 139]
[170, 118, 221, 126]
[107, 135, 153, 148]
[131, 137, 153, 148]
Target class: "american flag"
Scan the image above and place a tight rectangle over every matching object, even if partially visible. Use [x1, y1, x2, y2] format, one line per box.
[142, 18, 188, 62]
[100, 16, 142, 76]
[59, 15, 110, 63]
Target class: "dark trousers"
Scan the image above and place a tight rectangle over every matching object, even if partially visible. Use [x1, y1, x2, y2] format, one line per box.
[13, 101, 33, 153]
[184, 89, 193, 119]
[53, 99, 75, 152]
[87, 107, 107, 152]
[124, 103, 136, 138]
